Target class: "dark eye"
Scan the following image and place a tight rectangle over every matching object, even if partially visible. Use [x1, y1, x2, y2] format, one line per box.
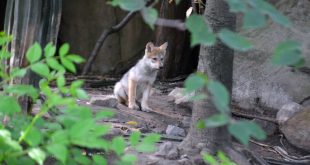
[152, 57, 157, 61]
[160, 58, 163, 61]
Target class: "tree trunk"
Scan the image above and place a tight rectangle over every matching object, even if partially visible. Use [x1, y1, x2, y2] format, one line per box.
[4, 0, 62, 113]
[155, 0, 199, 79]
[179, 1, 248, 164]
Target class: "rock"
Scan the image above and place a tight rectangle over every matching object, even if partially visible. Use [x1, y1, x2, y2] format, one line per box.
[276, 102, 303, 125]
[166, 125, 186, 137]
[167, 147, 179, 160]
[253, 119, 277, 135]
[145, 155, 160, 165]
[192, 155, 205, 165]
[168, 88, 184, 100]
[196, 143, 206, 151]
[155, 142, 174, 157]
[155, 142, 179, 159]
[103, 128, 122, 140]
[177, 158, 192, 165]
[90, 95, 118, 108]
[168, 87, 194, 105]
[281, 110, 310, 152]
[232, 0, 310, 112]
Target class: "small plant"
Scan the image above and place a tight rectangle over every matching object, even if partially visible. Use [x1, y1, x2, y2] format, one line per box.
[202, 151, 237, 165]
[0, 32, 160, 165]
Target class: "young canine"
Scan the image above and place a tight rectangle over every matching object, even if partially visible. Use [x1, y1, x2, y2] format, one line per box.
[114, 42, 168, 112]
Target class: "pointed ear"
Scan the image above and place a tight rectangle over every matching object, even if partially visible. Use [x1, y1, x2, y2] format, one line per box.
[146, 42, 155, 52]
[160, 42, 168, 50]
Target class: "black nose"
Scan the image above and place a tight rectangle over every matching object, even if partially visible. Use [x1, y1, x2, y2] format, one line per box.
[159, 66, 163, 69]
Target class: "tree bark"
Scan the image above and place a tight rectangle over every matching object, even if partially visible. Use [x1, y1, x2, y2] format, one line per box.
[155, 0, 199, 79]
[179, 1, 249, 164]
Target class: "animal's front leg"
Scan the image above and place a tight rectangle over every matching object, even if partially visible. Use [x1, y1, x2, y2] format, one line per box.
[128, 79, 139, 110]
[141, 84, 152, 112]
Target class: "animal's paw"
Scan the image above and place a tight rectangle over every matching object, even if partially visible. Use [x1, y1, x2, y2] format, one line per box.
[141, 106, 152, 112]
[128, 103, 140, 110]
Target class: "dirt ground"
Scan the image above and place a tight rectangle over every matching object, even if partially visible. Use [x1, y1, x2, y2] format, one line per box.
[71, 76, 309, 165]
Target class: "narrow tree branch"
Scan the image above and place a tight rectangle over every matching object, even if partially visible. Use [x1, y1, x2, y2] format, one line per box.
[155, 18, 186, 31]
[82, 0, 186, 75]
[82, 11, 137, 75]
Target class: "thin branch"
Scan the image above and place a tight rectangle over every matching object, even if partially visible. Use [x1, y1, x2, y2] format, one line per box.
[82, 0, 187, 75]
[82, 11, 137, 75]
[155, 18, 186, 31]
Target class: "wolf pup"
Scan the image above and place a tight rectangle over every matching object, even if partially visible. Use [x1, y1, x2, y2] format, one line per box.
[114, 42, 168, 112]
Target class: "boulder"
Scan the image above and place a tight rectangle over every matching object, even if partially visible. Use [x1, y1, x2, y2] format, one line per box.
[166, 125, 186, 137]
[280, 109, 310, 152]
[276, 102, 303, 125]
[90, 95, 118, 108]
[232, 0, 310, 112]
[155, 142, 179, 159]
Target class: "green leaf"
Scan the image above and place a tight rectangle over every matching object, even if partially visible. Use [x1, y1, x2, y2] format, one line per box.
[0, 129, 23, 152]
[95, 109, 115, 120]
[5, 85, 39, 100]
[136, 143, 156, 152]
[291, 58, 305, 69]
[188, 94, 207, 101]
[142, 133, 160, 144]
[46, 58, 65, 71]
[121, 154, 137, 165]
[24, 127, 42, 147]
[141, 8, 158, 29]
[218, 29, 253, 51]
[217, 151, 236, 164]
[66, 54, 85, 64]
[207, 81, 230, 113]
[61, 57, 76, 73]
[59, 43, 70, 57]
[205, 113, 230, 128]
[185, 14, 216, 47]
[50, 130, 69, 145]
[129, 131, 141, 146]
[26, 43, 42, 64]
[109, 0, 146, 12]
[202, 153, 218, 165]
[136, 133, 160, 152]
[10, 68, 27, 78]
[228, 120, 266, 146]
[196, 120, 206, 129]
[225, 0, 247, 12]
[271, 40, 302, 66]
[71, 80, 84, 88]
[0, 95, 21, 115]
[111, 136, 126, 155]
[249, 0, 291, 27]
[28, 148, 46, 165]
[74, 154, 91, 165]
[44, 42, 56, 57]
[76, 88, 89, 100]
[93, 155, 107, 165]
[56, 74, 66, 88]
[46, 143, 68, 164]
[30, 63, 50, 78]
[0, 50, 11, 59]
[69, 119, 95, 140]
[184, 73, 207, 92]
[243, 9, 266, 29]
